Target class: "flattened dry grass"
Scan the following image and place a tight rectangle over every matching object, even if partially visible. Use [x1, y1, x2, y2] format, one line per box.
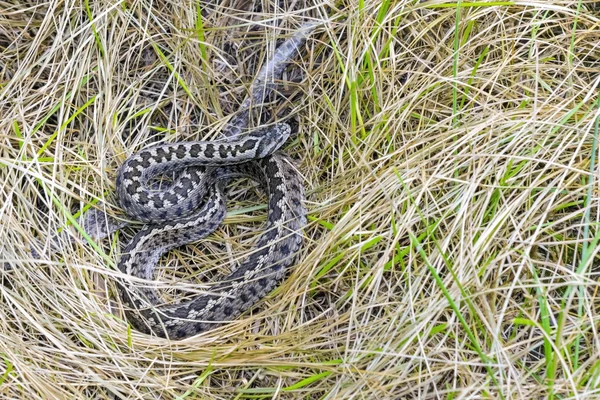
[1, 0, 600, 398]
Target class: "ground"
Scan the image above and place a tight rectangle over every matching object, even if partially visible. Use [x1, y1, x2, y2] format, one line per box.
[1, 0, 600, 399]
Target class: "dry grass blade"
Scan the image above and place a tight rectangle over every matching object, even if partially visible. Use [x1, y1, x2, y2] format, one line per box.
[1, 0, 600, 398]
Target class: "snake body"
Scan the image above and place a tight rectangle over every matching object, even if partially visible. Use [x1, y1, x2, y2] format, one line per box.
[113, 25, 316, 339]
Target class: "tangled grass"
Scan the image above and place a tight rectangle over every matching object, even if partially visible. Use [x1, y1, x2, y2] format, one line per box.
[1, 0, 600, 398]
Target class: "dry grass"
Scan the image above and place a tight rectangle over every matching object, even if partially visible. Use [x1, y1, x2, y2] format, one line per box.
[2, 0, 600, 398]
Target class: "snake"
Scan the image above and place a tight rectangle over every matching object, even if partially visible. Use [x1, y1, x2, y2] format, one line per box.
[113, 24, 317, 339]
[116, 126, 306, 339]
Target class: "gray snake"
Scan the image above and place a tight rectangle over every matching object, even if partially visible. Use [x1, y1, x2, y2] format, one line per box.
[116, 126, 306, 339]
[115, 23, 316, 339]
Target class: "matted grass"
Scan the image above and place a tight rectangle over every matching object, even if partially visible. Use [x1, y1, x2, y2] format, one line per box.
[1, 0, 600, 398]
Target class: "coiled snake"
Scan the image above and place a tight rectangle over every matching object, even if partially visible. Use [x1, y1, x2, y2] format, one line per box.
[114, 24, 316, 339]
[117, 126, 306, 339]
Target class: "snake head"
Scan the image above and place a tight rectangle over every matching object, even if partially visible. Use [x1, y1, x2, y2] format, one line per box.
[249, 123, 292, 158]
